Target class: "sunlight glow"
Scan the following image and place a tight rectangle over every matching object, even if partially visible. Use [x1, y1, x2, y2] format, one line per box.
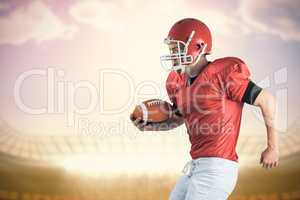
[60, 153, 186, 177]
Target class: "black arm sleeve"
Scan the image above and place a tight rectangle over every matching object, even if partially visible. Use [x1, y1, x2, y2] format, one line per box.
[171, 103, 183, 117]
[241, 80, 263, 105]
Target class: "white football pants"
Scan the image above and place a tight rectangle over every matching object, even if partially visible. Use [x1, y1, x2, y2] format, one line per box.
[169, 157, 238, 200]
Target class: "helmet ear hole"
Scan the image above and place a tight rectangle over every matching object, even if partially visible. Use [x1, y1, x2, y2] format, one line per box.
[197, 42, 205, 50]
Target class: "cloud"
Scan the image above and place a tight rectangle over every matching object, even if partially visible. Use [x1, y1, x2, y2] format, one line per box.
[68, 0, 246, 39]
[0, 1, 77, 45]
[69, 0, 300, 43]
[240, 0, 300, 41]
[69, 0, 124, 31]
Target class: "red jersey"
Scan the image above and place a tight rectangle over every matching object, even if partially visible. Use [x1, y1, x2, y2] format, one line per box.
[166, 57, 251, 162]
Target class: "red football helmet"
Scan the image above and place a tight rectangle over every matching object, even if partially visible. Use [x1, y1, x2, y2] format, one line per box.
[160, 18, 212, 72]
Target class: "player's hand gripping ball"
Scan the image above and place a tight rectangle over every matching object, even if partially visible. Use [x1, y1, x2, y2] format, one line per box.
[131, 99, 173, 125]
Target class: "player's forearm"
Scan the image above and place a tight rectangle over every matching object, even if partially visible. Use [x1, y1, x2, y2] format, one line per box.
[266, 125, 278, 151]
[150, 115, 184, 131]
[254, 90, 279, 151]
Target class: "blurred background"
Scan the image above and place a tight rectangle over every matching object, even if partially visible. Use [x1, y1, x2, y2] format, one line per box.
[0, 0, 300, 199]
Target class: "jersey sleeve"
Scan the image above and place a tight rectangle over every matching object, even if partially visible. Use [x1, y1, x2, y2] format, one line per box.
[224, 58, 251, 102]
[241, 80, 263, 104]
[166, 72, 184, 117]
[166, 71, 179, 105]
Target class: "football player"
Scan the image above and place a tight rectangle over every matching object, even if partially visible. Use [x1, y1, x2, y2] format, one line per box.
[131, 18, 279, 200]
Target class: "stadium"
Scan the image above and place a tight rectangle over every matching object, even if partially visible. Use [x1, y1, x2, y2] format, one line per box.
[0, 116, 299, 200]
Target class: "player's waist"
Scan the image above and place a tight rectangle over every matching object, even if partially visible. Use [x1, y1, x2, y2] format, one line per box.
[192, 157, 238, 167]
[182, 157, 239, 177]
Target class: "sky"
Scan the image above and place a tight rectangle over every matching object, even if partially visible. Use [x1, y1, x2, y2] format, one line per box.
[0, 0, 299, 137]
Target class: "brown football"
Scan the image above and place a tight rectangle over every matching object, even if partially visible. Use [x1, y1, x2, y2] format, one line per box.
[131, 99, 173, 124]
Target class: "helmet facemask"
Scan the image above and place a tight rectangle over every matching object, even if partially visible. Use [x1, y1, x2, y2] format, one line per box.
[160, 31, 195, 74]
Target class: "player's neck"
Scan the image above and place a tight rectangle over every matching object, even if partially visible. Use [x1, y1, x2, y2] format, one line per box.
[187, 56, 209, 78]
